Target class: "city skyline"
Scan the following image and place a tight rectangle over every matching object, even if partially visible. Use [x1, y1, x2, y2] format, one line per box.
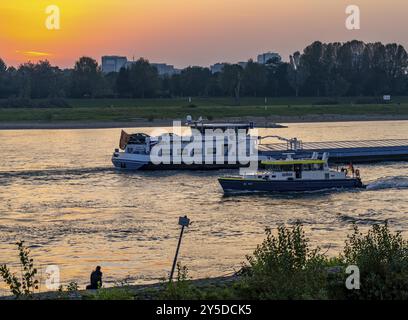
[1, 0, 407, 68]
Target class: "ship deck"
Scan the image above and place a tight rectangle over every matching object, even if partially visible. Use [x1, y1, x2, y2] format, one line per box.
[258, 139, 408, 163]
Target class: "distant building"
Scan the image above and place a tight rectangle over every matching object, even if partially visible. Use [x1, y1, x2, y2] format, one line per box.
[210, 63, 226, 74]
[101, 56, 128, 73]
[237, 61, 248, 69]
[124, 61, 180, 77]
[257, 52, 281, 65]
[151, 63, 181, 77]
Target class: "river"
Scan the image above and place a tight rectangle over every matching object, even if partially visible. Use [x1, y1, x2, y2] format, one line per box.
[0, 120, 407, 293]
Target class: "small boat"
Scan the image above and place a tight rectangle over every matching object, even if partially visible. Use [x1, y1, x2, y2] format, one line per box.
[218, 153, 365, 193]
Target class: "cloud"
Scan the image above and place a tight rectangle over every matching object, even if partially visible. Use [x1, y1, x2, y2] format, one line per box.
[16, 50, 52, 57]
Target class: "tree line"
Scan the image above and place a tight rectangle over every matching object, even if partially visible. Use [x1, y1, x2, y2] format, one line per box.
[1, 40, 408, 103]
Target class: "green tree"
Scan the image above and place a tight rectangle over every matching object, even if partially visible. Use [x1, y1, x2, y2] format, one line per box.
[70, 56, 103, 98]
[219, 64, 243, 104]
[31, 61, 63, 98]
[15, 62, 34, 98]
[178, 66, 212, 97]
[128, 58, 160, 98]
[242, 60, 268, 97]
[0, 58, 10, 98]
[287, 52, 309, 97]
[115, 67, 131, 97]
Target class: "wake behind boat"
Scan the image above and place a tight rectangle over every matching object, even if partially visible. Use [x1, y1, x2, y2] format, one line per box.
[218, 153, 365, 193]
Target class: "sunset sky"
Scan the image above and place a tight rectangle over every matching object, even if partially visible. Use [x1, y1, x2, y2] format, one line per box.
[0, 0, 407, 68]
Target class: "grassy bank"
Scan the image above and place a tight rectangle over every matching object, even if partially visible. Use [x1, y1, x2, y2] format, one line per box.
[1, 97, 408, 123]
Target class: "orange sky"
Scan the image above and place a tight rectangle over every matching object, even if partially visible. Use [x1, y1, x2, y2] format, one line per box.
[0, 0, 407, 68]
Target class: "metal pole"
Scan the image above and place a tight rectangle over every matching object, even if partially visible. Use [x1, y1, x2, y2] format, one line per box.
[169, 225, 185, 282]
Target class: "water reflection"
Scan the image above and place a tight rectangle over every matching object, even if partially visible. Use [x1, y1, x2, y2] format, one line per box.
[0, 121, 407, 291]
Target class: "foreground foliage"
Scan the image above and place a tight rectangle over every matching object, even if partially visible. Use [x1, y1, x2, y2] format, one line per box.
[341, 223, 408, 299]
[0, 241, 39, 298]
[158, 223, 408, 300]
[238, 224, 328, 299]
[3, 223, 408, 300]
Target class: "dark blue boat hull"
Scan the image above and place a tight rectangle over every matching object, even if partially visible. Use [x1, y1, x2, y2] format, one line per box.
[219, 178, 365, 193]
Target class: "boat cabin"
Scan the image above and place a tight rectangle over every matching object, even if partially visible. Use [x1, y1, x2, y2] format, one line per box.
[257, 159, 340, 181]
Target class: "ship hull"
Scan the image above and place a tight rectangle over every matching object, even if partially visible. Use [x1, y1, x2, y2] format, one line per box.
[112, 158, 147, 170]
[112, 157, 245, 171]
[219, 178, 365, 193]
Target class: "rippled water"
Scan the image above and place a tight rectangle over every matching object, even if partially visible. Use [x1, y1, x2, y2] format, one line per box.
[0, 121, 408, 292]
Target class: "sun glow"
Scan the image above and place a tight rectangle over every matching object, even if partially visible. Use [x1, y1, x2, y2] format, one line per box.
[1, 0, 408, 68]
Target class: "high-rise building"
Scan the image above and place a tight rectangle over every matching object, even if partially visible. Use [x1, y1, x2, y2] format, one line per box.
[210, 63, 226, 74]
[257, 52, 281, 65]
[237, 61, 248, 69]
[151, 63, 181, 76]
[101, 56, 128, 73]
[123, 61, 180, 77]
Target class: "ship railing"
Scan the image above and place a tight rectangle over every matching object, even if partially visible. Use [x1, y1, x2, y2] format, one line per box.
[259, 138, 408, 152]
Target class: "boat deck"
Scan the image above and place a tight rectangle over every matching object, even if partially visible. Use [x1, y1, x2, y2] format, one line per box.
[259, 139, 408, 163]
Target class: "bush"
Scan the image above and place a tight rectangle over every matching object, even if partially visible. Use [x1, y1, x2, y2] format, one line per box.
[0, 241, 39, 298]
[89, 287, 134, 300]
[237, 224, 329, 299]
[340, 223, 408, 299]
[160, 263, 201, 300]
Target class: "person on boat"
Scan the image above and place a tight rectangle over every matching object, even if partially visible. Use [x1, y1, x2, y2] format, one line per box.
[86, 266, 103, 290]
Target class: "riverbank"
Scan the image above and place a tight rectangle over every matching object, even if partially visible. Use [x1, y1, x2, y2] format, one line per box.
[0, 276, 237, 300]
[1, 114, 408, 130]
[1, 97, 408, 129]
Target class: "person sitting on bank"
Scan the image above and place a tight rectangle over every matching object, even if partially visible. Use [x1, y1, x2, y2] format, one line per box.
[86, 266, 102, 290]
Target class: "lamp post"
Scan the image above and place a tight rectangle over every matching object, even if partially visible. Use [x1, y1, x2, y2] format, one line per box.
[169, 215, 190, 282]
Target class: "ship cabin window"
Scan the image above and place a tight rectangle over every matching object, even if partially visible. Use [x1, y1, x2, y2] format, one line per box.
[301, 163, 324, 170]
[280, 165, 294, 172]
[314, 164, 324, 170]
[267, 163, 324, 171]
[302, 164, 312, 171]
[267, 165, 294, 172]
